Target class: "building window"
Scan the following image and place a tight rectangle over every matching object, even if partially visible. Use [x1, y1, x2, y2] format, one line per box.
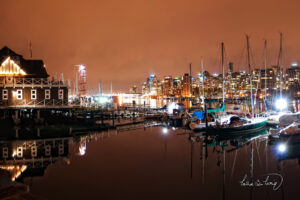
[17, 89, 22, 100]
[2, 89, 8, 100]
[45, 89, 50, 99]
[58, 89, 63, 99]
[31, 89, 37, 100]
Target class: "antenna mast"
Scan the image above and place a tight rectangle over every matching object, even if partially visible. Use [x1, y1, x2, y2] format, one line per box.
[29, 40, 32, 58]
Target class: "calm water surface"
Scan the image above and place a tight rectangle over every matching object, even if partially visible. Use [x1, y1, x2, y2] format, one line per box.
[5, 126, 300, 200]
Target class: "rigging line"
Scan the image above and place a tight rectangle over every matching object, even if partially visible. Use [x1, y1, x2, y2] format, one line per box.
[236, 46, 246, 73]
[223, 44, 229, 70]
[255, 139, 262, 168]
[263, 39, 268, 111]
[250, 44, 257, 70]
[230, 149, 238, 183]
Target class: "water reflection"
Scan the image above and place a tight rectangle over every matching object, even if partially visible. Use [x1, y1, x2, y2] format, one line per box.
[0, 129, 119, 183]
[0, 137, 70, 182]
[189, 129, 290, 200]
[270, 138, 300, 163]
[0, 126, 299, 199]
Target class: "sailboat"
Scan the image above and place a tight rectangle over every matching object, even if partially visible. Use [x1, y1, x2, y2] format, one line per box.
[189, 43, 226, 130]
[264, 33, 300, 126]
[191, 36, 267, 135]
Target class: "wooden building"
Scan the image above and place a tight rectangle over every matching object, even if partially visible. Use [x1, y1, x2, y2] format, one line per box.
[0, 46, 69, 108]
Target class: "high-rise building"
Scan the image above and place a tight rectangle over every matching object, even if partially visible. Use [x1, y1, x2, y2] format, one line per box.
[286, 63, 300, 83]
[181, 73, 191, 97]
[162, 76, 173, 96]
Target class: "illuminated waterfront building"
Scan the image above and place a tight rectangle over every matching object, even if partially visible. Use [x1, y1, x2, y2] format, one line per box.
[0, 46, 69, 108]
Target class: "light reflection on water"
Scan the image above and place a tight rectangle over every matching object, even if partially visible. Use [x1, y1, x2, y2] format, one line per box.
[0, 127, 300, 199]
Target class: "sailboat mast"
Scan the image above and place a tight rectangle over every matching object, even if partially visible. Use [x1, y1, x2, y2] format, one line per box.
[190, 63, 192, 98]
[264, 40, 267, 99]
[99, 80, 102, 96]
[201, 58, 205, 109]
[278, 32, 283, 99]
[110, 81, 113, 101]
[221, 43, 225, 104]
[246, 35, 254, 116]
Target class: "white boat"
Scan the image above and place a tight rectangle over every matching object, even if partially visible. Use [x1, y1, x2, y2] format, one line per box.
[279, 122, 300, 137]
[265, 112, 286, 126]
[279, 112, 300, 127]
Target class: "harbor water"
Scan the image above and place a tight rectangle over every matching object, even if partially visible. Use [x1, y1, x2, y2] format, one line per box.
[3, 126, 299, 200]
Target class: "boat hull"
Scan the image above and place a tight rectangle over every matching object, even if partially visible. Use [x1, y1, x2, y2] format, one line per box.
[193, 119, 267, 136]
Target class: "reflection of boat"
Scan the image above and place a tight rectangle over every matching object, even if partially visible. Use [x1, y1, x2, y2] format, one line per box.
[217, 128, 268, 143]
[190, 128, 267, 148]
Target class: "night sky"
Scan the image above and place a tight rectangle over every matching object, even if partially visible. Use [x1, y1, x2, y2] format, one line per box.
[1, 0, 300, 92]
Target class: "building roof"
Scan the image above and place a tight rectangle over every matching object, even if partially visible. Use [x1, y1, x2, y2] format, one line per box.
[0, 46, 49, 78]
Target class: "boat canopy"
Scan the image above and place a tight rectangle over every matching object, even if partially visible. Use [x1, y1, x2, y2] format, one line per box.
[192, 102, 225, 120]
[207, 102, 225, 113]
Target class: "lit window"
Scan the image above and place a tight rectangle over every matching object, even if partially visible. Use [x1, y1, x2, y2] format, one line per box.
[58, 89, 63, 99]
[17, 89, 22, 100]
[45, 89, 50, 99]
[31, 89, 37, 99]
[2, 89, 8, 100]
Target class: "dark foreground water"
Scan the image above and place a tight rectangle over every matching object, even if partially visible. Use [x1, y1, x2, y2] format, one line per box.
[1, 126, 300, 200]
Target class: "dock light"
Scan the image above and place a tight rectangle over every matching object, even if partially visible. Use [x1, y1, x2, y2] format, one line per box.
[162, 127, 168, 134]
[277, 143, 287, 153]
[167, 102, 178, 114]
[275, 98, 287, 110]
[99, 96, 108, 104]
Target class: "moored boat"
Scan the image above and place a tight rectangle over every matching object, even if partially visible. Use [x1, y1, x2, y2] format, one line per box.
[277, 122, 300, 139]
[190, 115, 267, 136]
[205, 117, 267, 136]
